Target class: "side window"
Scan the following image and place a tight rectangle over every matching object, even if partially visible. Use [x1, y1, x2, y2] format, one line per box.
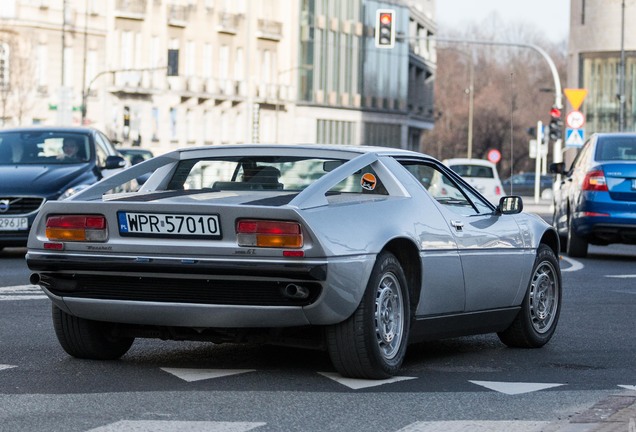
[400, 160, 488, 216]
[94, 134, 109, 167]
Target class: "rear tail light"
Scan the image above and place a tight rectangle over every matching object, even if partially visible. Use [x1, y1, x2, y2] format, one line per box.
[582, 170, 608, 191]
[495, 185, 502, 196]
[236, 219, 303, 248]
[45, 215, 108, 242]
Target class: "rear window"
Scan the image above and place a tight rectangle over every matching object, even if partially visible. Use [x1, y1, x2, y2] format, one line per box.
[168, 156, 347, 192]
[595, 138, 636, 161]
[448, 164, 494, 178]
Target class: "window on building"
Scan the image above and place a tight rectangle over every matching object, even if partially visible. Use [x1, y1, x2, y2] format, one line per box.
[219, 45, 229, 80]
[203, 43, 213, 78]
[36, 44, 48, 88]
[235, 47, 244, 81]
[185, 41, 195, 76]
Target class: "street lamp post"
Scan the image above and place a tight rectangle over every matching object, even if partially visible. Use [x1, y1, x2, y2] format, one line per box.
[81, 66, 167, 124]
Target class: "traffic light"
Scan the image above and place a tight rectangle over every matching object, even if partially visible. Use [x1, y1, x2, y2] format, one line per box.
[548, 106, 563, 140]
[375, 9, 395, 48]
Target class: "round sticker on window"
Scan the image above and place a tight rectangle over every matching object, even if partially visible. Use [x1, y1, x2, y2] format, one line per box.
[361, 173, 377, 191]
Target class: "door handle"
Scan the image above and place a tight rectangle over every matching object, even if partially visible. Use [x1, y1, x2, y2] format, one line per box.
[450, 220, 464, 231]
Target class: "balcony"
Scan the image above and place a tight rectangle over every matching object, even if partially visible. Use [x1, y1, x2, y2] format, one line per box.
[115, 0, 147, 19]
[168, 4, 189, 27]
[218, 12, 241, 34]
[257, 19, 282, 41]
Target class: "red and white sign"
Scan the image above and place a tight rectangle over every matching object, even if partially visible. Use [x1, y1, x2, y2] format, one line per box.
[487, 149, 501, 164]
[566, 110, 585, 129]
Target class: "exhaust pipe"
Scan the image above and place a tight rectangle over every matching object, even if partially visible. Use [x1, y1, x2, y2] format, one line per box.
[30, 273, 41, 285]
[283, 283, 310, 299]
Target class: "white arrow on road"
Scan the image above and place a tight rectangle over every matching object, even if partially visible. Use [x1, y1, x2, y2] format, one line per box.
[161, 368, 255, 382]
[469, 380, 565, 395]
[318, 371, 417, 389]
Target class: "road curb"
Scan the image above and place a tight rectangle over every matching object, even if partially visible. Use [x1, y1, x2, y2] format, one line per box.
[552, 392, 636, 431]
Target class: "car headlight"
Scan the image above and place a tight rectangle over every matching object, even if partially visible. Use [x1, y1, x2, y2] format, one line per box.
[59, 184, 91, 200]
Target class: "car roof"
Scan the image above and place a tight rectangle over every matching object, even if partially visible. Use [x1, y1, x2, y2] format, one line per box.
[0, 126, 101, 134]
[174, 143, 431, 159]
[443, 158, 497, 167]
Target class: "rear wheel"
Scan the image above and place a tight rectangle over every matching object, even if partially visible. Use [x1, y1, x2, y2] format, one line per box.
[498, 244, 561, 348]
[326, 251, 410, 379]
[566, 216, 588, 258]
[52, 305, 134, 360]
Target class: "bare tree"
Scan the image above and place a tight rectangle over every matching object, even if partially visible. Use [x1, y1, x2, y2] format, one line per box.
[0, 29, 37, 126]
[422, 15, 567, 179]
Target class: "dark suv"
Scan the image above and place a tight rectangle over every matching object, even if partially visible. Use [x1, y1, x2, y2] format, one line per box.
[0, 126, 128, 250]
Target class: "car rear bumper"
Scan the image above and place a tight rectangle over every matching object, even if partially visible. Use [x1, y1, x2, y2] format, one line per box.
[27, 251, 374, 328]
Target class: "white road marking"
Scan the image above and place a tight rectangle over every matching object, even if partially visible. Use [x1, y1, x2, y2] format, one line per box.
[161, 368, 256, 382]
[618, 385, 636, 390]
[396, 420, 550, 432]
[560, 256, 584, 272]
[469, 380, 565, 395]
[0, 285, 46, 301]
[605, 275, 636, 278]
[0, 364, 17, 372]
[318, 371, 417, 389]
[86, 421, 266, 432]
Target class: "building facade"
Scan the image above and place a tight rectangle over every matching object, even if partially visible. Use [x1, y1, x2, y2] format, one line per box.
[569, 0, 636, 134]
[0, 0, 436, 154]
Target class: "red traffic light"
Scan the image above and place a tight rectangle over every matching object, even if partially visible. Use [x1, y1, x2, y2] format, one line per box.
[550, 107, 561, 118]
[380, 13, 392, 24]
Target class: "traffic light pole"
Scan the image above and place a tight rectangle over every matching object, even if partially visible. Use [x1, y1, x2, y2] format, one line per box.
[428, 36, 564, 164]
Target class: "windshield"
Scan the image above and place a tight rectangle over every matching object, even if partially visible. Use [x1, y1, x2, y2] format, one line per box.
[0, 131, 91, 165]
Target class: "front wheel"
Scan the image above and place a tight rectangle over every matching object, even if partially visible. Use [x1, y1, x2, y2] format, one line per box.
[326, 251, 410, 379]
[498, 244, 561, 348]
[52, 305, 134, 360]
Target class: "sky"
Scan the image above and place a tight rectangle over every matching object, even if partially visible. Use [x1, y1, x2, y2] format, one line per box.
[435, 0, 571, 42]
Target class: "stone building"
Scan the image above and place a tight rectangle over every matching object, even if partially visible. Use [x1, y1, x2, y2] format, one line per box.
[0, 0, 436, 154]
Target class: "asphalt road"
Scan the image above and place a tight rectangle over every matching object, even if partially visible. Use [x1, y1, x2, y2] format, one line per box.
[1, 240, 635, 432]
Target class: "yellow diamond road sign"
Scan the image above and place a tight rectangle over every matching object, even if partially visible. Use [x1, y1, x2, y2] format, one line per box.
[564, 88, 588, 111]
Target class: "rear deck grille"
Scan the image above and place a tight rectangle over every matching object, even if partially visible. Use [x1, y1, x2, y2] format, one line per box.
[41, 274, 322, 307]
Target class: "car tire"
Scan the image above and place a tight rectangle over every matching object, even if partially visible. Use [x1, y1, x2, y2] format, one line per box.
[498, 244, 561, 348]
[566, 216, 588, 258]
[326, 251, 410, 379]
[52, 305, 134, 360]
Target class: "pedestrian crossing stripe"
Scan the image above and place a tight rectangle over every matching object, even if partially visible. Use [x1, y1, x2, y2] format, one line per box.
[86, 420, 267, 432]
[0, 285, 46, 301]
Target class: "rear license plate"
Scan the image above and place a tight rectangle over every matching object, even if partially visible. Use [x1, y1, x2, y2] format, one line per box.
[117, 212, 221, 239]
[0, 217, 28, 231]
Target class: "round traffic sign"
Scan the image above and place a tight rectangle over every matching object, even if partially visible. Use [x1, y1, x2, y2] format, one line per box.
[487, 149, 501, 164]
[566, 110, 585, 129]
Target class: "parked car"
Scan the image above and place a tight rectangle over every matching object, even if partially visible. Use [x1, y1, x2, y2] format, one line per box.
[27, 144, 562, 379]
[502, 173, 554, 199]
[550, 132, 636, 257]
[443, 158, 504, 204]
[0, 126, 129, 250]
[117, 147, 154, 165]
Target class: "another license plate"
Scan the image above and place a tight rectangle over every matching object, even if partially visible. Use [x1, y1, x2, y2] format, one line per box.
[0, 217, 28, 231]
[117, 212, 221, 239]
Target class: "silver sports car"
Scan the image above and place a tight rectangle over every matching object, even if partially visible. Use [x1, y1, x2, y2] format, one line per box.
[26, 144, 562, 379]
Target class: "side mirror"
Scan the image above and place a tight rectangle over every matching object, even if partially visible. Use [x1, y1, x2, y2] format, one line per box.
[549, 162, 565, 174]
[497, 195, 523, 215]
[103, 155, 127, 170]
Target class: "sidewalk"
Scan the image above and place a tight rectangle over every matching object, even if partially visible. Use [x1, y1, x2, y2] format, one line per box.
[547, 391, 636, 431]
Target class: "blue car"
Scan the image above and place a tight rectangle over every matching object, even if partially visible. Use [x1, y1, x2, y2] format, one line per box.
[0, 126, 128, 250]
[550, 132, 636, 257]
